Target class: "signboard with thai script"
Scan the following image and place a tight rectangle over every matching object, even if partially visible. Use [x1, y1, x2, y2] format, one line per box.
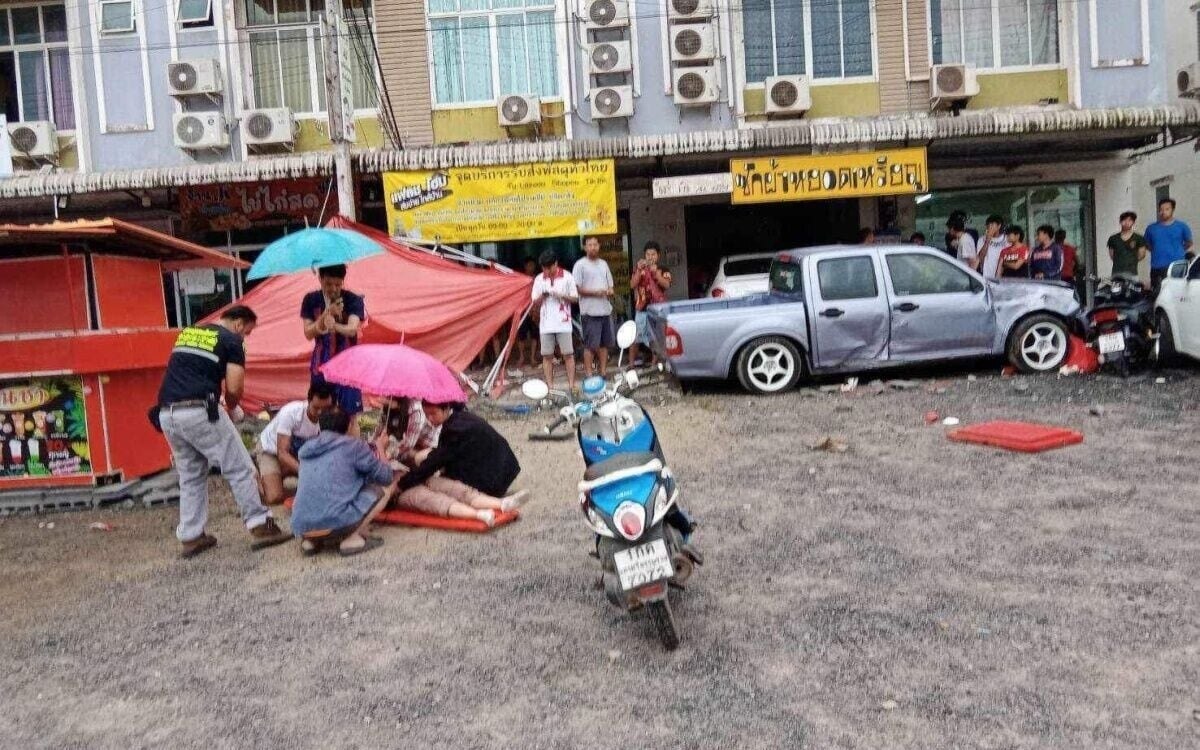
[179, 177, 337, 234]
[652, 173, 732, 199]
[383, 160, 617, 244]
[730, 147, 928, 204]
[0, 377, 91, 479]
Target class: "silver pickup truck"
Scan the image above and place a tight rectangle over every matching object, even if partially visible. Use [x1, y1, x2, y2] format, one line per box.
[647, 245, 1083, 394]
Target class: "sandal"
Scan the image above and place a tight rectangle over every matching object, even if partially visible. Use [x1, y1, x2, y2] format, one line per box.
[338, 535, 384, 557]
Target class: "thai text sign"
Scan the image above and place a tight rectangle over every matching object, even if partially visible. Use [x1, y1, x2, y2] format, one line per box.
[179, 177, 336, 233]
[730, 147, 928, 204]
[0, 376, 91, 479]
[383, 160, 617, 244]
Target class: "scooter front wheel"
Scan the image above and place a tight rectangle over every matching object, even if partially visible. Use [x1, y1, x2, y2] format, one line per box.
[647, 599, 680, 651]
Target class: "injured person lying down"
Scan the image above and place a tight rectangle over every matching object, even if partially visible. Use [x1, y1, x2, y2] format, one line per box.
[385, 401, 529, 527]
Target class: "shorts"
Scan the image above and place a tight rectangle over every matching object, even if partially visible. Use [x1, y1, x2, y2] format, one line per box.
[255, 450, 282, 477]
[311, 372, 362, 415]
[540, 331, 574, 357]
[635, 311, 653, 345]
[394, 476, 485, 516]
[580, 315, 615, 350]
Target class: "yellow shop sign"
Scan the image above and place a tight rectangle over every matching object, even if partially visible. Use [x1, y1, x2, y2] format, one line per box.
[730, 147, 928, 204]
[383, 160, 617, 244]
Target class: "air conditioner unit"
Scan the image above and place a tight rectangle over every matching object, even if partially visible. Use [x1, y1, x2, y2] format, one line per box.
[764, 75, 812, 115]
[7, 121, 59, 160]
[588, 40, 633, 75]
[241, 107, 296, 148]
[167, 58, 223, 97]
[929, 63, 979, 104]
[584, 0, 629, 30]
[497, 94, 541, 126]
[590, 85, 633, 119]
[670, 23, 716, 62]
[673, 67, 719, 106]
[668, 0, 713, 20]
[1178, 62, 1200, 98]
[172, 112, 229, 150]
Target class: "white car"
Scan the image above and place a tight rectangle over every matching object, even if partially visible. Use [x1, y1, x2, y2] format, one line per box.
[1154, 256, 1200, 363]
[706, 253, 776, 298]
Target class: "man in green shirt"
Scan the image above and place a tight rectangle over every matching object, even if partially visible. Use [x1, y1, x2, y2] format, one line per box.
[1106, 211, 1148, 277]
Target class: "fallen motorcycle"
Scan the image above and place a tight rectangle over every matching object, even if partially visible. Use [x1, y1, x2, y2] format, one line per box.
[1086, 274, 1157, 376]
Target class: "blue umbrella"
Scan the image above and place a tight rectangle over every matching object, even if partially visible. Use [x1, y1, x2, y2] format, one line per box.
[246, 228, 383, 281]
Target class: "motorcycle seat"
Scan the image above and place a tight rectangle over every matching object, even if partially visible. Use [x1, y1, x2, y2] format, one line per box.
[582, 451, 661, 482]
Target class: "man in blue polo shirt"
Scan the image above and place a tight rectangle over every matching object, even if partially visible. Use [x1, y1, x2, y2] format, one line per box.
[1144, 198, 1194, 292]
[301, 264, 365, 419]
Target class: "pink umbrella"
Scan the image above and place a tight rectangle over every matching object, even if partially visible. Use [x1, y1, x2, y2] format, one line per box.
[319, 344, 467, 404]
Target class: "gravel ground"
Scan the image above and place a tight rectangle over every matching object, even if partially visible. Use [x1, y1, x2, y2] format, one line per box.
[2, 365, 1199, 749]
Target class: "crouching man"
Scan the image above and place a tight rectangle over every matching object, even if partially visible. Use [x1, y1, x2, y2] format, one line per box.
[255, 382, 335, 505]
[292, 410, 396, 556]
[391, 402, 528, 527]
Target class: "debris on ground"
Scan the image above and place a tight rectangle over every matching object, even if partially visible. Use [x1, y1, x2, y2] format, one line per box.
[886, 379, 921, 390]
[881, 700, 899, 711]
[840, 377, 859, 393]
[967, 374, 978, 383]
[810, 437, 850, 453]
[1155, 377, 1167, 384]
[1058, 365, 1082, 377]
[818, 384, 842, 394]
[834, 404, 853, 413]
[923, 411, 940, 425]
[88, 522, 114, 532]
[1089, 404, 1106, 417]
[607, 649, 622, 663]
[1013, 381, 1031, 393]
[942, 417, 961, 427]
[1001, 365, 1018, 378]
[868, 380, 886, 395]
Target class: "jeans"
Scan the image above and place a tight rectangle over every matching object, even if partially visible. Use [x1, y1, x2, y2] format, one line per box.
[160, 405, 270, 541]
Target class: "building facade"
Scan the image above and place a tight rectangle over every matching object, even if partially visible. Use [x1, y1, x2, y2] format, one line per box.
[1, 0, 1198, 321]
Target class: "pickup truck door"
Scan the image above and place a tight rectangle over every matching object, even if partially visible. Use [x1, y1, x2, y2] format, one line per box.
[807, 251, 891, 369]
[880, 250, 996, 359]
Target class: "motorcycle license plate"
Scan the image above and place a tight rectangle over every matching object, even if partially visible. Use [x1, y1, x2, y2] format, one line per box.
[613, 539, 674, 591]
[1098, 332, 1126, 354]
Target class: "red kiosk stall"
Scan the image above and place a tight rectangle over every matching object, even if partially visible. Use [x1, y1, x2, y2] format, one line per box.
[0, 219, 248, 494]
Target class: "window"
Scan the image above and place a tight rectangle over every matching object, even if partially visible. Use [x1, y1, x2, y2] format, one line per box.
[0, 4, 74, 129]
[243, 0, 378, 114]
[770, 259, 803, 295]
[743, 0, 872, 83]
[724, 256, 775, 276]
[427, 0, 559, 106]
[99, 0, 136, 34]
[886, 254, 973, 296]
[817, 256, 878, 300]
[930, 0, 1058, 69]
[178, 0, 214, 27]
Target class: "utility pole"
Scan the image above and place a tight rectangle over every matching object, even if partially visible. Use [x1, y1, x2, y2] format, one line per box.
[321, 4, 357, 221]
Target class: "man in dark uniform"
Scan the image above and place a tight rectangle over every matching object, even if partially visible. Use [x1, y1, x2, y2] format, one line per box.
[301, 264, 365, 418]
[156, 305, 290, 558]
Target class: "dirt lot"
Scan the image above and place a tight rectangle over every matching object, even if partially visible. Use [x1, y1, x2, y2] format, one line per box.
[2, 366, 1199, 749]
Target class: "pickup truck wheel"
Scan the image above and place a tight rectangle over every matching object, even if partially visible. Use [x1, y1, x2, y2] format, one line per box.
[1007, 315, 1069, 373]
[736, 337, 803, 394]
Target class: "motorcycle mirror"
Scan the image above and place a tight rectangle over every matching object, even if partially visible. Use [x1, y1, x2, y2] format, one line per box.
[616, 320, 638, 350]
[521, 379, 550, 401]
[625, 371, 640, 389]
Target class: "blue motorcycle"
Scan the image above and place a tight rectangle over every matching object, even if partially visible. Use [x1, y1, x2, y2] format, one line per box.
[522, 322, 700, 650]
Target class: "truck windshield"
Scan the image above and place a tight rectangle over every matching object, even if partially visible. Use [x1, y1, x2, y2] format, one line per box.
[769, 260, 803, 296]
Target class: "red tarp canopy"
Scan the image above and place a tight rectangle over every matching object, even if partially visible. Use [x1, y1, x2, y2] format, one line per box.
[205, 216, 531, 410]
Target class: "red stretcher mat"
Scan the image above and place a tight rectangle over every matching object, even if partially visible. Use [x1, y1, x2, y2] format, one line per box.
[282, 499, 519, 533]
[948, 420, 1084, 453]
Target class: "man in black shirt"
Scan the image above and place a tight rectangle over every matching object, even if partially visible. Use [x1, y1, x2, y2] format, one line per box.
[156, 305, 289, 558]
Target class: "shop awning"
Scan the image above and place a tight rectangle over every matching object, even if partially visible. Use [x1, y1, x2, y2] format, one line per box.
[356, 104, 1200, 170]
[0, 152, 333, 199]
[0, 218, 250, 271]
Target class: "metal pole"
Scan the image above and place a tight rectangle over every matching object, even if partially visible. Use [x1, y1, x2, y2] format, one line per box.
[322, 8, 357, 221]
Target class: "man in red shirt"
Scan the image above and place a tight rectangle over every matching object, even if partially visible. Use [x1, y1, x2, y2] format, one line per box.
[1054, 229, 1078, 283]
[629, 241, 670, 366]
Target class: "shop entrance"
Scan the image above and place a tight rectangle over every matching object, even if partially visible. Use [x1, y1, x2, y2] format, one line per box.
[683, 199, 859, 296]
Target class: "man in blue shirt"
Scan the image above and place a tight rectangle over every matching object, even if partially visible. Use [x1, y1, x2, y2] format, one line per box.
[1144, 198, 1194, 292]
[300, 264, 365, 417]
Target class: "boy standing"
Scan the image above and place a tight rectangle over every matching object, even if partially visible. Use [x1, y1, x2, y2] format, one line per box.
[572, 236, 616, 377]
[531, 250, 579, 392]
[300, 264, 365, 417]
[1145, 198, 1194, 291]
[973, 215, 1010, 280]
[630, 241, 670, 366]
[1106, 211, 1148, 278]
[1029, 225, 1064, 281]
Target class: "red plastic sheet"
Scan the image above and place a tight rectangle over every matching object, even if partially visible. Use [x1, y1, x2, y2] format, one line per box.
[205, 216, 532, 410]
[948, 420, 1084, 453]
